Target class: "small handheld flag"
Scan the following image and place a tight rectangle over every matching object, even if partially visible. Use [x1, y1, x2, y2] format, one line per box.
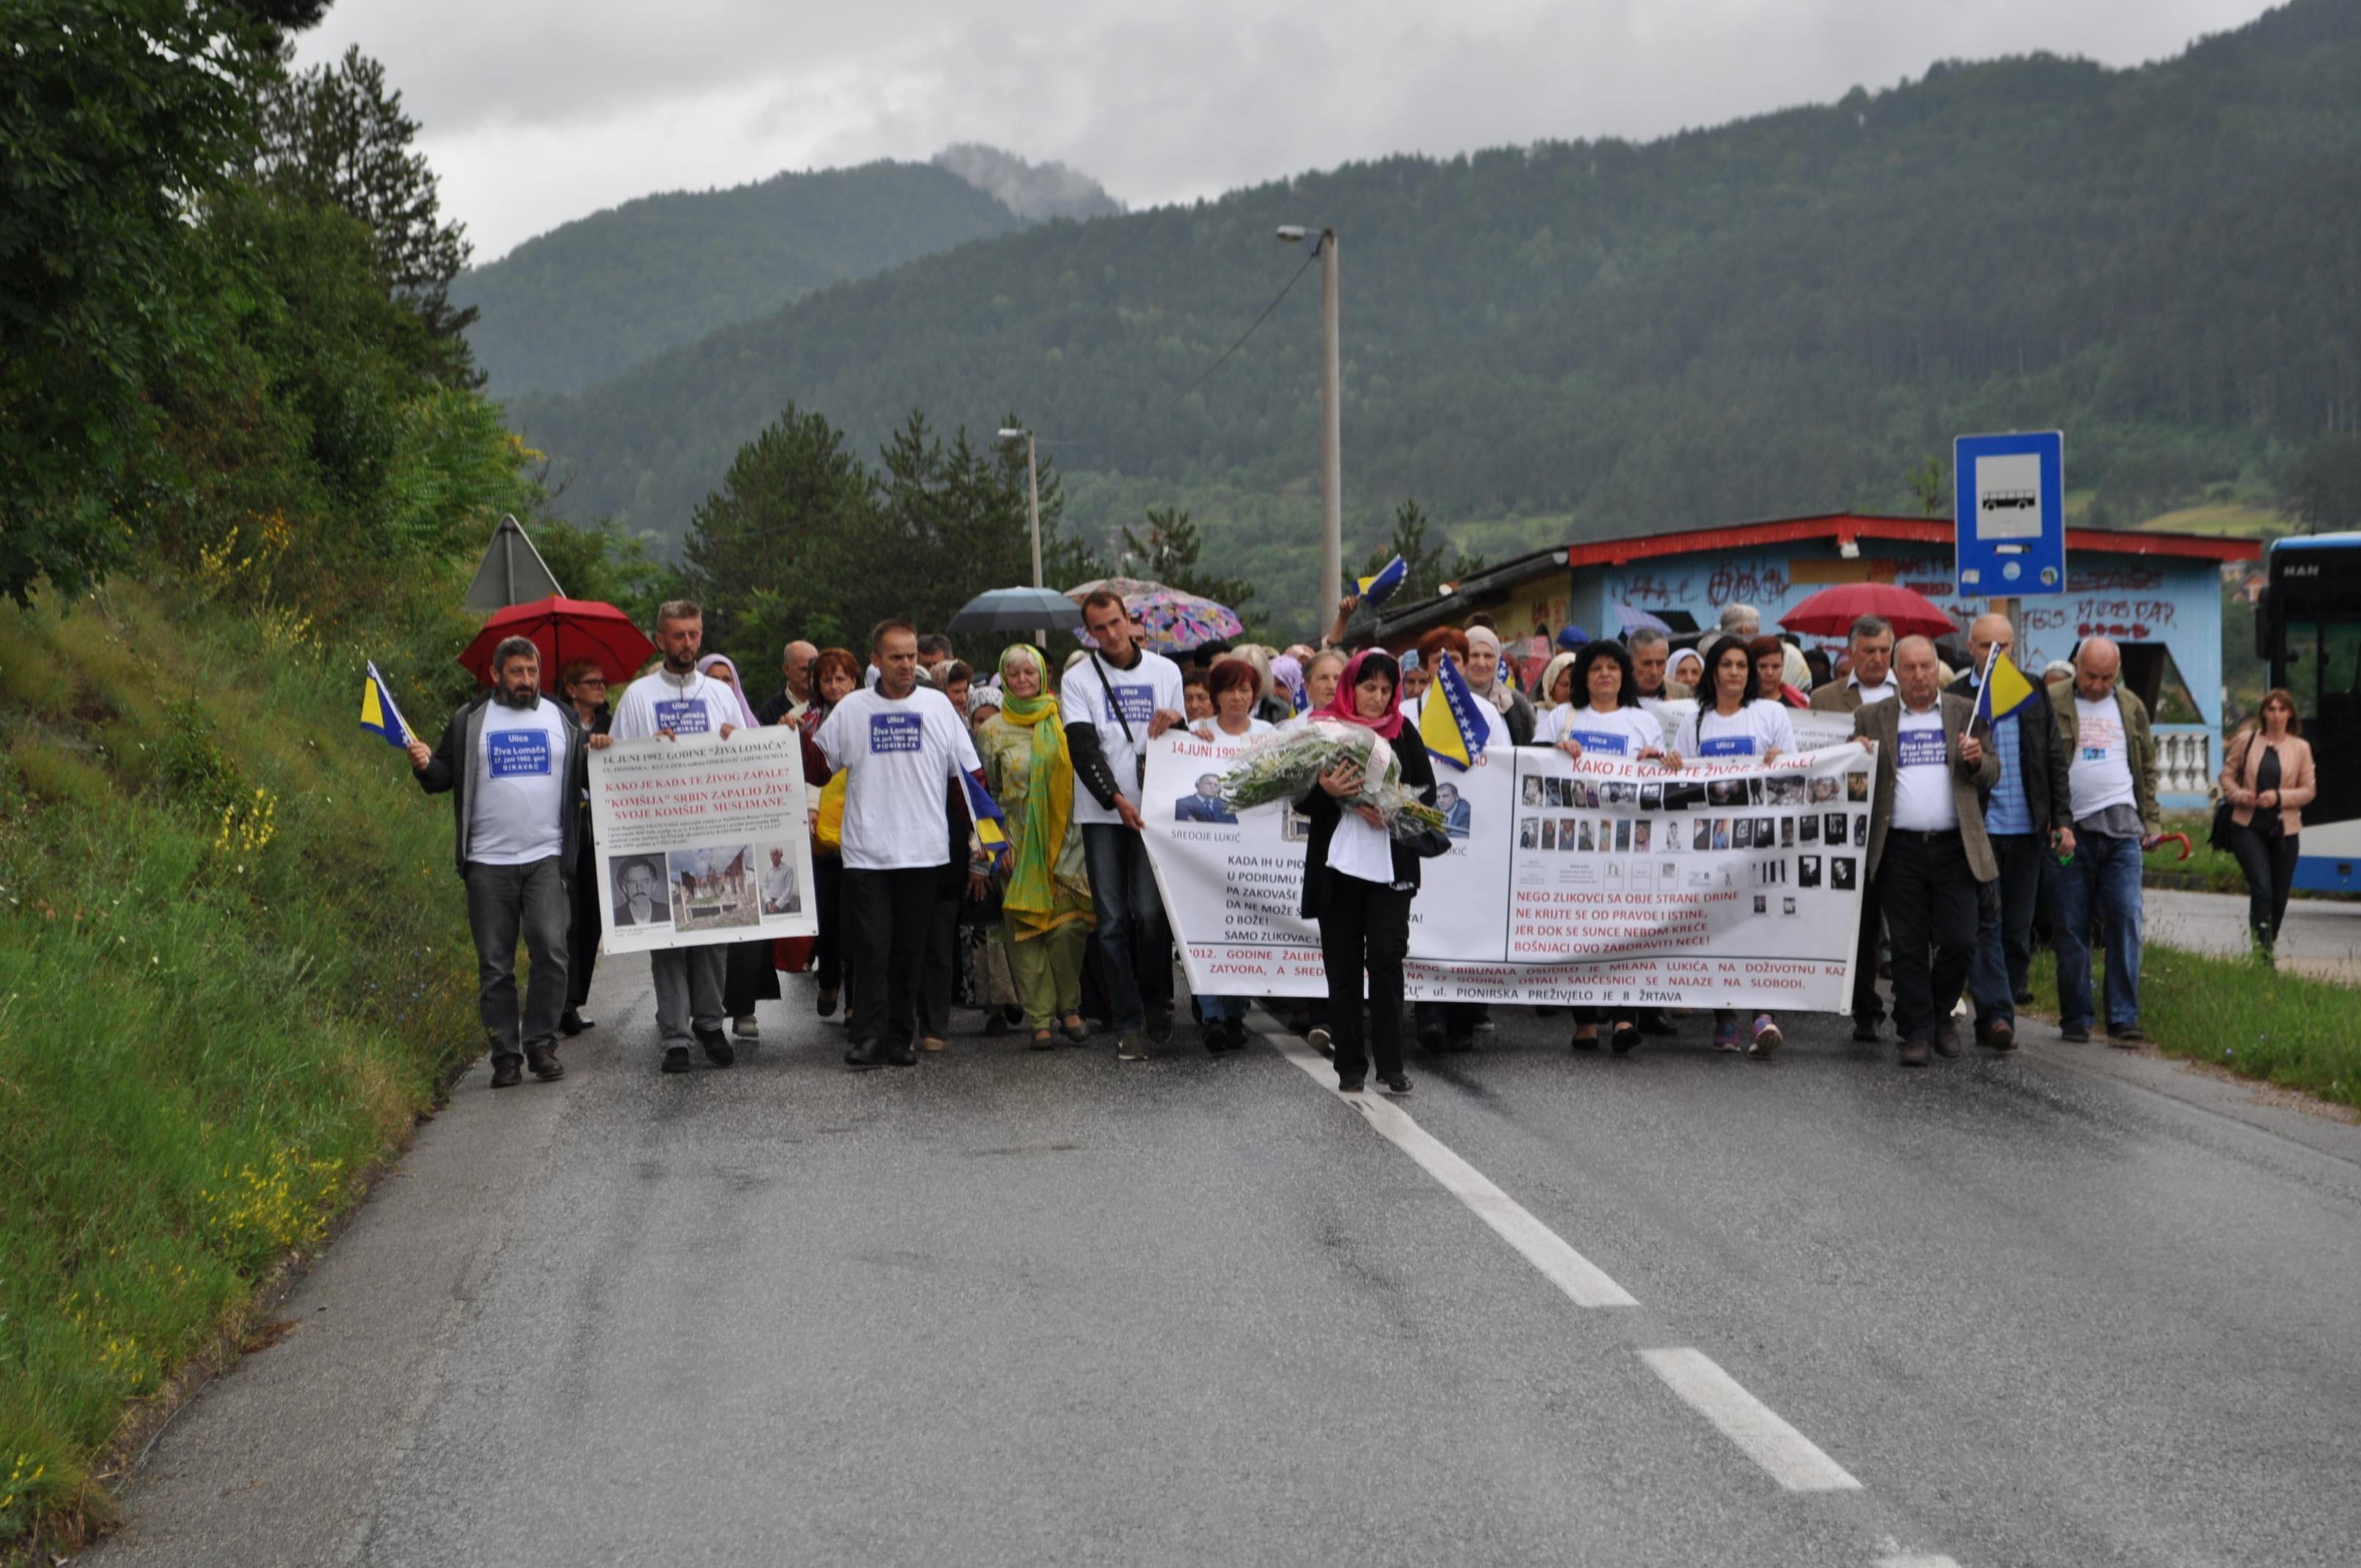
[360, 661, 414, 749]
[962, 769, 1011, 860]
[1357, 555, 1409, 609]
[1973, 645, 2037, 728]
[1418, 652, 1487, 771]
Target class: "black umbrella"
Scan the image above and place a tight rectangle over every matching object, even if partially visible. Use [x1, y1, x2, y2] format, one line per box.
[947, 587, 1084, 634]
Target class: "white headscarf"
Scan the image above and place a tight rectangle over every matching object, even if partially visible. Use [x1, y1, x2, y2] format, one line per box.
[1463, 626, 1515, 714]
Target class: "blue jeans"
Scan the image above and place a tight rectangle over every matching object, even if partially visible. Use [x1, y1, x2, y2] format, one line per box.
[1081, 824, 1172, 1035]
[463, 856, 571, 1059]
[1969, 832, 2046, 1028]
[2050, 832, 2144, 1032]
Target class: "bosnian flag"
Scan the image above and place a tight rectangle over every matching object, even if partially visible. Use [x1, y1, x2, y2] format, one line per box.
[1357, 554, 1410, 608]
[962, 769, 1010, 858]
[1973, 645, 2038, 726]
[1418, 652, 1487, 771]
[360, 661, 413, 748]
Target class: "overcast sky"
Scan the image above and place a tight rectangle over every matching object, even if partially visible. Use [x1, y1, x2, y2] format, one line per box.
[297, 0, 2279, 264]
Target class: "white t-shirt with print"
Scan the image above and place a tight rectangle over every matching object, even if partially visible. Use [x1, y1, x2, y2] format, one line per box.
[814, 686, 983, 871]
[1890, 703, 1959, 832]
[611, 668, 733, 743]
[1546, 703, 1664, 757]
[2069, 694, 2137, 819]
[468, 697, 570, 865]
[1061, 648, 1186, 826]
[1672, 699, 1795, 761]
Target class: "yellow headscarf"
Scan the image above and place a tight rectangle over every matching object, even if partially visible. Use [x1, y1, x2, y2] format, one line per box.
[995, 645, 1073, 930]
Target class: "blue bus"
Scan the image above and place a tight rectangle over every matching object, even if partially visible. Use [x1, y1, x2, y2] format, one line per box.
[2254, 532, 2361, 890]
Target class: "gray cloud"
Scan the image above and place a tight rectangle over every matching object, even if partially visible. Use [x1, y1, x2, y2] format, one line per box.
[297, 0, 2276, 261]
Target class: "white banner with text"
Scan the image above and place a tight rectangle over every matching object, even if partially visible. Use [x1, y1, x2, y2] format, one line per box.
[1142, 728, 1872, 1010]
[590, 727, 818, 954]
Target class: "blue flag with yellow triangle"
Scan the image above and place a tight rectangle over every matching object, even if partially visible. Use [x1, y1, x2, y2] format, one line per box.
[962, 769, 1011, 860]
[360, 661, 414, 748]
[1357, 555, 1409, 608]
[1973, 646, 2037, 727]
[1418, 651, 1487, 771]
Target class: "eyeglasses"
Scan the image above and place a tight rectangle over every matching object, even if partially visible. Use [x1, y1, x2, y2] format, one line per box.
[574, 678, 609, 689]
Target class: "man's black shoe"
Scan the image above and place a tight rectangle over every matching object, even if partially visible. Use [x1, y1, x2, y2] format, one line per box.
[1932, 1020, 1962, 1059]
[2060, 1025, 2091, 1043]
[490, 1055, 523, 1089]
[844, 1039, 886, 1071]
[1418, 1023, 1448, 1055]
[1145, 1002, 1175, 1045]
[2014, 989, 2036, 1006]
[661, 1046, 692, 1074]
[1337, 1077, 1366, 1094]
[2108, 1024, 2145, 1048]
[1636, 1009, 1678, 1037]
[526, 1044, 565, 1081]
[697, 1028, 735, 1067]
[1609, 1023, 1643, 1054]
[1851, 1017, 1883, 1044]
[1897, 1037, 1932, 1067]
[559, 1009, 593, 1037]
[886, 1043, 919, 1067]
[1446, 1032, 1475, 1053]
[1380, 1073, 1412, 1095]
[1982, 1019, 2017, 1053]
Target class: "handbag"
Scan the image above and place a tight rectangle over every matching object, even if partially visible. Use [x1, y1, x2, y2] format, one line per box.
[2207, 732, 2252, 852]
[1406, 827, 1454, 860]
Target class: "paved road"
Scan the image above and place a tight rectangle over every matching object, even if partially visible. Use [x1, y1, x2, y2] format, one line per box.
[95, 962, 2361, 1567]
[2144, 886, 2361, 981]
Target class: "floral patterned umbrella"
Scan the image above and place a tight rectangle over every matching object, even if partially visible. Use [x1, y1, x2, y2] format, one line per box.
[1064, 577, 1245, 652]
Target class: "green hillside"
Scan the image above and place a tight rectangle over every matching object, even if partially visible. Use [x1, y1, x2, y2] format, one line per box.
[454, 161, 1025, 398]
[512, 0, 2361, 636]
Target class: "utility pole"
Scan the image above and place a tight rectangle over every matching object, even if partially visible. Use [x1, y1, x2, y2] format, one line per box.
[1318, 229, 1342, 641]
[1025, 432, 1043, 590]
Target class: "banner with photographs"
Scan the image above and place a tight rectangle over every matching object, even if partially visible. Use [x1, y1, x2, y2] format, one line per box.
[1142, 729, 1873, 1010]
[589, 727, 819, 954]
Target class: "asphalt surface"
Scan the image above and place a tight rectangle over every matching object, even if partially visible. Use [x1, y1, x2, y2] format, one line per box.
[92, 959, 2361, 1567]
[2143, 886, 2361, 981]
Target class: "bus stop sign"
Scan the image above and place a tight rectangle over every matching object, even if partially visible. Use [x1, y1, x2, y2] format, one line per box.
[1954, 431, 2065, 597]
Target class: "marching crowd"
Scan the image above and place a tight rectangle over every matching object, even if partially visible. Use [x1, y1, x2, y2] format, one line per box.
[412, 587, 2297, 1095]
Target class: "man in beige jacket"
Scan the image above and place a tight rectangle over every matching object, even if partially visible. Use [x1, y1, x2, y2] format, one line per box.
[1856, 636, 2001, 1066]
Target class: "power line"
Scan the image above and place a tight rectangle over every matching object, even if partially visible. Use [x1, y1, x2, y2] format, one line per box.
[1178, 243, 1321, 402]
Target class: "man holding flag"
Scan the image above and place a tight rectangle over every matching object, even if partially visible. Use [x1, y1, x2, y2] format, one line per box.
[816, 620, 1001, 1070]
[1948, 613, 2073, 1053]
[388, 639, 587, 1090]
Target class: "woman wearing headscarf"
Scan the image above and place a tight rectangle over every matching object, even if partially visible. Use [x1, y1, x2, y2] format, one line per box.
[1297, 650, 1435, 1095]
[1462, 625, 1539, 744]
[973, 645, 1095, 1048]
[1269, 653, 1308, 720]
[1534, 649, 1582, 712]
[802, 647, 861, 1018]
[694, 654, 782, 1038]
[1667, 646, 1707, 695]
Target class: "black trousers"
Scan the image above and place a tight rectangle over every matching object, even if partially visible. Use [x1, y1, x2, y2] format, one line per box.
[1851, 874, 1885, 1024]
[724, 937, 780, 1016]
[917, 888, 961, 1039]
[566, 826, 601, 1010]
[811, 853, 845, 992]
[844, 865, 937, 1049]
[1876, 829, 1984, 1043]
[2228, 824, 2299, 943]
[1318, 869, 1412, 1082]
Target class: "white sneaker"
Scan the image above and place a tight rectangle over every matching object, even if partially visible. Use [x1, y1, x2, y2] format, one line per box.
[733, 1015, 759, 1039]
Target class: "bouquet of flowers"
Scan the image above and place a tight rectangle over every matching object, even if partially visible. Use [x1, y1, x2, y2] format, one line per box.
[1219, 721, 1448, 840]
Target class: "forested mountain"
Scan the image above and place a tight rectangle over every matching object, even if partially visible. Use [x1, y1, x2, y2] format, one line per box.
[512, 0, 2361, 634]
[455, 151, 1119, 396]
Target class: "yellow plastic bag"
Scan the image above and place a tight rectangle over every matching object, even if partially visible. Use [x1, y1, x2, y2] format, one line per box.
[815, 770, 846, 852]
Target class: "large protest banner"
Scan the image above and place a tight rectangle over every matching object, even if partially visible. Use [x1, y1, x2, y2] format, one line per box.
[590, 727, 818, 954]
[1142, 728, 1874, 1011]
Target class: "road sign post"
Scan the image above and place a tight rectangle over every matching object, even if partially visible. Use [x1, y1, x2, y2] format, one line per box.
[1954, 431, 2065, 598]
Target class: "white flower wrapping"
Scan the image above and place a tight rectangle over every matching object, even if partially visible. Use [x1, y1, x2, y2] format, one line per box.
[1216, 721, 1447, 839]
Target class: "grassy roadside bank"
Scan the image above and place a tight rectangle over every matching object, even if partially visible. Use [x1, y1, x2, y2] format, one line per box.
[2027, 941, 2360, 1112]
[0, 582, 478, 1553]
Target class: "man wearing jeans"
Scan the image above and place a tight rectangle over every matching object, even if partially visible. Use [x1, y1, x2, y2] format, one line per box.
[1948, 613, 2072, 1052]
[410, 636, 587, 1089]
[1062, 589, 1186, 1060]
[604, 600, 741, 1075]
[2050, 636, 2161, 1045]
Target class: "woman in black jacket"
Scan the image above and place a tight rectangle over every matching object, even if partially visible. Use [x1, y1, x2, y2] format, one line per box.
[1296, 650, 1437, 1095]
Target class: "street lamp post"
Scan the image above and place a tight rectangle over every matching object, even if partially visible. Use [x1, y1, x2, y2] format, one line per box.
[997, 427, 1044, 589]
[1277, 226, 1341, 639]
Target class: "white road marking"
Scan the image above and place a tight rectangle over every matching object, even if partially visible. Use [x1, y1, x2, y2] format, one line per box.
[1877, 1556, 1965, 1568]
[1640, 1346, 1863, 1493]
[1266, 1030, 1636, 1305]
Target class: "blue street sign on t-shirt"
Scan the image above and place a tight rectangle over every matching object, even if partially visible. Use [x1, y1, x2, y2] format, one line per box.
[1568, 729, 1628, 755]
[1111, 684, 1154, 728]
[654, 697, 711, 735]
[1699, 736, 1754, 758]
[869, 712, 923, 753]
[1897, 727, 1948, 768]
[487, 730, 552, 777]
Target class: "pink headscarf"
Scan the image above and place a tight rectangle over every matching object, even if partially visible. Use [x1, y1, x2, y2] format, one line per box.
[1318, 649, 1406, 741]
[694, 654, 763, 728]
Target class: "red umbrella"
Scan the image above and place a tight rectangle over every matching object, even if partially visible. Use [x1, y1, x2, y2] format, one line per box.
[1780, 583, 1960, 640]
[457, 596, 656, 694]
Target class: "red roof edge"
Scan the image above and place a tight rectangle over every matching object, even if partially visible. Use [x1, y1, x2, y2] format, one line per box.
[1560, 512, 2260, 569]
